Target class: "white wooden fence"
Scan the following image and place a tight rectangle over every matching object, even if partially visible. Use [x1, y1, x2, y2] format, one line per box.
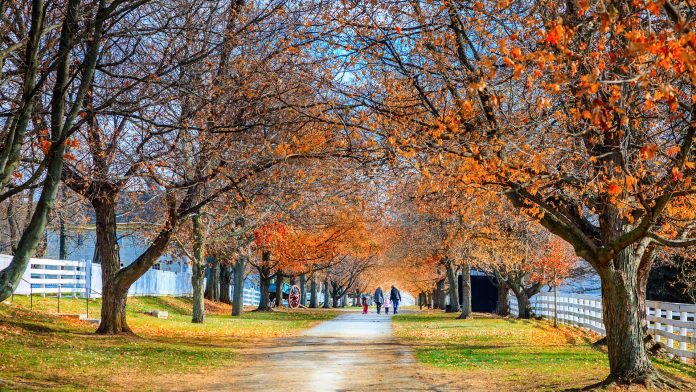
[1, 254, 262, 306]
[509, 292, 696, 363]
[0, 254, 87, 295]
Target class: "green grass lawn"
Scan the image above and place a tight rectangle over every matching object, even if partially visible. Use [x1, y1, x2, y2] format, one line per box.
[393, 312, 695, 391]
[0, 295, 339, 391]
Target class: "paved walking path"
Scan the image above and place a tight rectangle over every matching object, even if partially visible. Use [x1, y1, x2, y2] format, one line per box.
[203, 311, 452, 391]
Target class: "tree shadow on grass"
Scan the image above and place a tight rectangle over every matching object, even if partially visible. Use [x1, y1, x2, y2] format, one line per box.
[0, 318, 67, 333]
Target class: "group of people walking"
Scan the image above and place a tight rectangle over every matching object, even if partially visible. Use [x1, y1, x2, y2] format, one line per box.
[361, 285, 401, 315]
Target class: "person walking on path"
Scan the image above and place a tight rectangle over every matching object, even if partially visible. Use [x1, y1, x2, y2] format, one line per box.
[384, 297, 391, 314]
[390, 285, 402, 314]
[361, 294, 369, 314]
[373, 286, 384, 314]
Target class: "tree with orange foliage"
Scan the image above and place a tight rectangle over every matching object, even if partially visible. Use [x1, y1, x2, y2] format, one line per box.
[535, 236, 579, 326]
[336, 0, 696, 385]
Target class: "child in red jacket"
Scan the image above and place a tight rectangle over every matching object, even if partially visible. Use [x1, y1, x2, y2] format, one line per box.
[361, 294, 368, 314]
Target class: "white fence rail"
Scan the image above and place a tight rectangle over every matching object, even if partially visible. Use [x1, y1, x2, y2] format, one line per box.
[1, 255, 262, 306]
[509, 292, 696, 363]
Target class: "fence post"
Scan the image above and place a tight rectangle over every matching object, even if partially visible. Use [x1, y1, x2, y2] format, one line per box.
[679, 310, 688, 363]
[666, 309, 674, 349]
[654, 307, 662, 343]
[57, 284, 61, 313]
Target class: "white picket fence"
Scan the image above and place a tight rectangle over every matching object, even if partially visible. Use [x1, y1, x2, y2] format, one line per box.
[509, 292, 696, 363]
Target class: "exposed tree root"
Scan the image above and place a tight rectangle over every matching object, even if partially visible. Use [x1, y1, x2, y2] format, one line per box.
[571, 369, 689, 391]
[94, 326, 135, 336]
[592, 337, 607, 347]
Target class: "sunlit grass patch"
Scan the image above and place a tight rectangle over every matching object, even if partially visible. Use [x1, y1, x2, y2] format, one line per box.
[393, 312, 694, 391]
[0, 295, 338, 391]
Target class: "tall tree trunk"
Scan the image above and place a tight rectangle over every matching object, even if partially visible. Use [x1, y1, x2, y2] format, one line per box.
[275, 272, 284, 307]
[332, 288, 340, 308]
[220, 264, 231, 304]
[299, 273, 307, 307]
[436, 279, 446, 309]
[58, 218, 67, 260]
[190, 214, 205, 323]
[205, 258, 219, 301]
[322, 278, 330, 308]
[214, 264, 221, 301]
[460, 265, 472, 319]
[309, 274, 318, 308]
[512, 287, 532, 319]
[0, 135, 67, 301]
[495, 281, 509, 316]
[231, 255, 246, 316]
[0, 0, 105, 302]
[93, 197, 129, 334]
[598, 248, 659, 385]
[445, 261, 460, 313]
[191, 262, 205, 323]
[257, 272, 271, 311]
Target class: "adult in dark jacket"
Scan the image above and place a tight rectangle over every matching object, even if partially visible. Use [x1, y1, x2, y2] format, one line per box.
[374, 287, 384, 314]
[390, 285, 402, 314]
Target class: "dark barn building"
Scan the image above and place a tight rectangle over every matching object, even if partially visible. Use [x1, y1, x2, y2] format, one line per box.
[459, 271, 498, 312]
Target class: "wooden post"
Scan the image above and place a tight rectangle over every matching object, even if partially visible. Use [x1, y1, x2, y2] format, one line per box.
[679, 310, 688, 363]
[666, 309, 674, 349]
[553, 286, 558, 327]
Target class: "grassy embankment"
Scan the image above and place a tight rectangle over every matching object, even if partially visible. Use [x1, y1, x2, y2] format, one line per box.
[393, 312, 696, 391]
[0, 295, 339, 391]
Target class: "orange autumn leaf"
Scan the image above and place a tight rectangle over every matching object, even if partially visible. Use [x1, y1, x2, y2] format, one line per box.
[607, 182, 622, 196]
[666, 145, 681, 157]
[671, 167, 684, 182]
[639, 144, 657, 160]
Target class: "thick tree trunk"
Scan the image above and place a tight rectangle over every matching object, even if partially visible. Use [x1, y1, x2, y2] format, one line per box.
[257, 273, 271, 311]
[299, 273, 307, 306]
[275, 273, 284, 307]
[599, 248, 660, 385]
[220, 265, 231, 304]
[496, 281, 509, 316]
[97, 284, 130, 334]
[204, 259, 218, 301]
[445, 261, 460, 313]
[513, 288, 532, 319]
[436, 279, 446, 309]
[231, 255, 245, 316]
[92, 197, 131, 334]
[309, 274, 318, 308]
[460, 265, 472, 319]
[190, 214, 205, 323]
[191, 262, 205, 323]
[322, 278, 330, 308]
